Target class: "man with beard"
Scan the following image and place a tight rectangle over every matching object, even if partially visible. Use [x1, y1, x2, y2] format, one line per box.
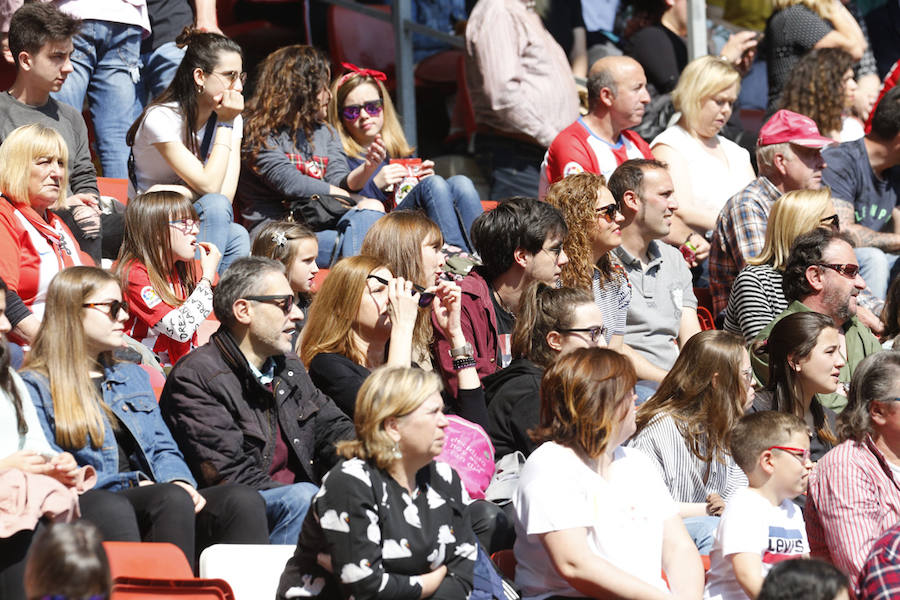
[750, 228, 881, 412]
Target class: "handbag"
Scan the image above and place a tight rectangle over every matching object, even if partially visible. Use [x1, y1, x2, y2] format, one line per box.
[284, 193, 357, 231]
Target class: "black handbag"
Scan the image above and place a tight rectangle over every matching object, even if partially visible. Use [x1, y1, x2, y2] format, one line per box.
[283, 193, 357, 231]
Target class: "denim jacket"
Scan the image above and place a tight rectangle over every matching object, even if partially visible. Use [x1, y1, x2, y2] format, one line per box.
[22, 362, 197, 491]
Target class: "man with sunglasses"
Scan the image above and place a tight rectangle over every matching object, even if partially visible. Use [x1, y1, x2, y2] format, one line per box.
[710, 110, 833, 318]
[750, 228, 881, 412]
[161, 257, 354, 544]
[823, 86, 900, 300]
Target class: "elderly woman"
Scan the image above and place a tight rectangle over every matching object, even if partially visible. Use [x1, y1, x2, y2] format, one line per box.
[277, 366, 480, 599]
[806, 351, 900, 597]
[0, 123, 91, 343]
[723, 188, 838, 342]
[513, 348, 704, 599]
[651, 56, 755, 234]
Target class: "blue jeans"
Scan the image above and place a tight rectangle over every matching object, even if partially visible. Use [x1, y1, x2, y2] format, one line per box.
[854, 246, 900, 300]
[315, 208, 383, 268]
[634, 380, 659, 405]
[683, 516, 720, 555]
[53, 20, 142, 179]
[137, 41, 185, 108]
[194, 193, 250, 275]
[396, 175, 483, 251]
[258, 483, 318, 545]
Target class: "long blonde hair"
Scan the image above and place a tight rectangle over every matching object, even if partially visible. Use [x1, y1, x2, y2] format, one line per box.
[772, 0, 833, 19]
[24, 266, 119, 450]
[328, 69, 413, 159]
[748, 188, 834, 270]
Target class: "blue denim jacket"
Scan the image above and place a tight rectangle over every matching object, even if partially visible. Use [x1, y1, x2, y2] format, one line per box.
[22, 362, 197, 491]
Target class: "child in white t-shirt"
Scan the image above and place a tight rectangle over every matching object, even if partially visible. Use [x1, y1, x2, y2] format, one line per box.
[705, 411, 812, 600]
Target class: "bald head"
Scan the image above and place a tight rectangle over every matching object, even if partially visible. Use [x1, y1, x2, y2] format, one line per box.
[587, 56, 650, 129]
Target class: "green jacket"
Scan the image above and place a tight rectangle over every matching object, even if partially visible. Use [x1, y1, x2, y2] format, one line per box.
[750, 301, 882, 412]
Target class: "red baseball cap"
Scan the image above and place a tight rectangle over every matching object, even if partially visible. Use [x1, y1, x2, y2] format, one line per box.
[757, 110, 835, 149]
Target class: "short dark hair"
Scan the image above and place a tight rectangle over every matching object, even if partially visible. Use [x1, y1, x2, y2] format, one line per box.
[607, 158, 668, 205]
[470, 197, 568, 283]
[213, 256, 285, 330]
[758, 558, 847, 600]
[8, 3, 80, 66]
[587, 66, 617, 111]
[24, 522, 110, 600]
[869, 86, 900, 142]
[781, 228, 853, 303]
[730, 410, 807, 473]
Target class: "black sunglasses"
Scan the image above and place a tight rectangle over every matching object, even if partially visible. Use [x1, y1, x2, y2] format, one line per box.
[820, 213, 840, 230]
[341, 99, 384, 121]
[367, 274, 435, 308]
[817, 263, 860, 279]
[558, 325, 608, 343]
[243, 294, 295, 314]
[82, 300, 129, 321]
[595, 203, 620, 223]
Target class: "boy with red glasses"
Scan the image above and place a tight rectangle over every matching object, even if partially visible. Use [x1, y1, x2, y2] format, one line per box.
[704, 411, 812, 600]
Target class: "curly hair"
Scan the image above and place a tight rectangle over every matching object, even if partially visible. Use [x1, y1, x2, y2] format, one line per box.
[778, 48, 855, 136]
[545, 172, 618, 288]
[242, 45, 331, 163]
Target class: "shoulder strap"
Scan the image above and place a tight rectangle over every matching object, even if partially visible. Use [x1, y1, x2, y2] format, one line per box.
[200, 113, 218, 160]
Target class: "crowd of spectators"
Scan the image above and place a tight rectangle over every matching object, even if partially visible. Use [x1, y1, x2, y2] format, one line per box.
[1, 0, 900, 599]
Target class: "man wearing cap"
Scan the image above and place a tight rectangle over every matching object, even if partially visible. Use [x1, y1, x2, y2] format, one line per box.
[824, 86, 900, 300]
[709, 109, 831, 315]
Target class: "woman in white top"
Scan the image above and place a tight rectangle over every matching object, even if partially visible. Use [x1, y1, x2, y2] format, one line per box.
[651, 56, 755, 234]
[513, 347, 704, 600]
[126, 28, 249, 274]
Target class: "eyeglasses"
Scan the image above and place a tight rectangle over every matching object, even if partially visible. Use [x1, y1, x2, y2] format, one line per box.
[169, 218, 199, 233]
[558, 325, 608, 343]
[83, 300, 129, 321]
[540, 244, 564, 260]
[820, 214, 840, 230]
[243, 294, 295, 314]
[341, 99, 384, 121]
[817, 263, 860, 278]
[367, 274, 436, 308]
[596, 203, 620, 223]
[768, 445, 811, 465]
[741, 368, 754, 384]
[209, 70, 247, 86]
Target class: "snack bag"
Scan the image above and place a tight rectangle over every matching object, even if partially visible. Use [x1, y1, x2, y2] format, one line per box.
[390, 158, 422, 207]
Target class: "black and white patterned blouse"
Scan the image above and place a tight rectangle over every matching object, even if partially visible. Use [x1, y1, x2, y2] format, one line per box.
[277, 458, 477, 599]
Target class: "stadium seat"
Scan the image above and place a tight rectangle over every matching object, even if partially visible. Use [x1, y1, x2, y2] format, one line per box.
[199, 544, 295, 600]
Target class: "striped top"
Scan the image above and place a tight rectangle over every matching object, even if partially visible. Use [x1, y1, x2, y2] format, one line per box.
[723, 264, 789, 344]
[805, 437, 900, 596]
[592, 264, 632, 342]
[629, 413, 747, 504]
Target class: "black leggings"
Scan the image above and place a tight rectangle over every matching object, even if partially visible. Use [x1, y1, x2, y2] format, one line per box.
[80, 483, 268, 571]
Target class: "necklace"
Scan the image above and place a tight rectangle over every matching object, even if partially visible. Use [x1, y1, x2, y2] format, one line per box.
[493, 289, 516, 317]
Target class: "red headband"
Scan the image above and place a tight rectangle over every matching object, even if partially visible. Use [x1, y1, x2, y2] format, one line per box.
[338, 62, 387, 87]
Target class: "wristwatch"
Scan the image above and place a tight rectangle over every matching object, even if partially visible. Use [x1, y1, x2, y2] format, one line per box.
[450, 342, 474, 358]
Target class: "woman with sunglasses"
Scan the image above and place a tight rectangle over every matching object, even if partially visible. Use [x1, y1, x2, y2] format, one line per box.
[21, 266, 269, 569]
[328, 64, 483, 253]
[724, 188, 840, 343]
[630, 330, 753, 554]
[239, 46, 387, 265]
[301, 254, 484, 424]
[114, 190, 221, 368]
[485, 282, 605, 461]
[127, 28, 250, 275]
[752, 312, 842, 467]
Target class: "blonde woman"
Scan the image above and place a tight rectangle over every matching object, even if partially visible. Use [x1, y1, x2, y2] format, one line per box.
[764, 0, 866, 110]
[276, 367, 479, 599]
[651, 56, 755, 234]
[723, 188, 837, 342]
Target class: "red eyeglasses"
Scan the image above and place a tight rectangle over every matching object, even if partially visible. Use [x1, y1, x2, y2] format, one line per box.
[767, 446, 811, 464]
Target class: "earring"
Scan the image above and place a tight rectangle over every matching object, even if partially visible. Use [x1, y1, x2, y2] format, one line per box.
[392, 442, 402, 460]
[197, 84, 204, 94]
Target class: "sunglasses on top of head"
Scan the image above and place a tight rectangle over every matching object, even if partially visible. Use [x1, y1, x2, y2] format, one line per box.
[367, 274, 435, 308]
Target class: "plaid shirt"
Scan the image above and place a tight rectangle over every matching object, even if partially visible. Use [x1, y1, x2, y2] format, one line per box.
[860, 524, 900, 600]
[709, 177, 781, 314]
[805, 436, 900, 597]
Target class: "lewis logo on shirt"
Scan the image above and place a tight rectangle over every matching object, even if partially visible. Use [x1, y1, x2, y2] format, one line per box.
[763, 525, 805, 564]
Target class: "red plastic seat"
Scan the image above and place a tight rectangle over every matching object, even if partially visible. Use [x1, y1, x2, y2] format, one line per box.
[327, 4, 396, 82]
[97, 177, 129, 205]
[491, 549, 516, 579]
[111, 577, 235, 599]
[104, 542, 193, 580]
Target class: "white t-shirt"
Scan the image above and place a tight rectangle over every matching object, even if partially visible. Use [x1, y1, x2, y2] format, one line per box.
[130, 103, 243, 196]
[513, 441, 678, 600]
[704, 487, 809, 600]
